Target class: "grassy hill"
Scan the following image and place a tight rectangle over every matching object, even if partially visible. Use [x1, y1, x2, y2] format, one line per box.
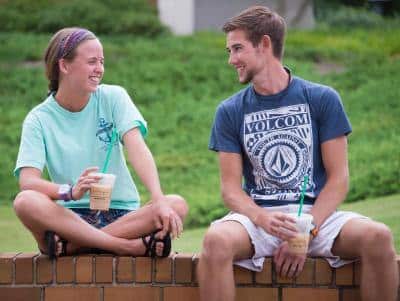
[0, 25, 399, 227]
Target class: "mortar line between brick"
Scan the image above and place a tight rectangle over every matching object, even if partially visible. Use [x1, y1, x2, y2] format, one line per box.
[41, 286, 44, 301]
[312, 258, 316, 287]
[93, 256, 96, 284]
[169, 256, 173, 285]
[100, 286, 104, 301]
[33, 255, 38, 285]
[73, 256, 77, 284]
[171, 253, 176, 285]
[191, 254, 196, 285]
[11, 252, 20, 286]
[151, 257, 155, 284]
[272, 258, 276, 285]
[132, 257, 136, 284]
[112, 256, 116, 285]
[51, 258, 56, 285]
[333, 264, 337, 288]
[33, 253, 40, 285]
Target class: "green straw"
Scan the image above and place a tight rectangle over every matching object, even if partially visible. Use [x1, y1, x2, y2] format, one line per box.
[101, 127, 117, 173]
[297, 175, 309, 217]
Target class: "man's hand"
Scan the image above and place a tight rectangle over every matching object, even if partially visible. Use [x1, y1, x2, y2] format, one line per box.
[153, 199, 183, 239]
[273, 241, 307, 278]
[71, 167, 101, 200]
[254, 211, 298, 241]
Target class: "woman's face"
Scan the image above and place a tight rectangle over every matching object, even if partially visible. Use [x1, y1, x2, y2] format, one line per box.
[61, 38, 104, 95]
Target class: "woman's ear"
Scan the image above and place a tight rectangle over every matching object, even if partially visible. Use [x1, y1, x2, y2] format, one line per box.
[58, 58, 68, 74]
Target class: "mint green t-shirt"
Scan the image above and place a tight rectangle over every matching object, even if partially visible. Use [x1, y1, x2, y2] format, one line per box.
[14, 84, 147, 210]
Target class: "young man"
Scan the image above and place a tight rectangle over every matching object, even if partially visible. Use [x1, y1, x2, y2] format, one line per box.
[198, 6, 398, 301]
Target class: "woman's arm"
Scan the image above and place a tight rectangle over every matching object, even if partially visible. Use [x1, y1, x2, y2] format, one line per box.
[122, 127, 183, 238]
[19, 167, 60, 200]
[123, 127, 164, 201]
[19, 166, 101, 201]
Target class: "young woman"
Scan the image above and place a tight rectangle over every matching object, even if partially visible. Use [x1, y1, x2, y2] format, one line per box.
[13, 27, 188, 258]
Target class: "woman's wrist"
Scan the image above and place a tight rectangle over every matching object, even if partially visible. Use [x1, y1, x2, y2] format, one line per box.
[150, 192, 164, 202]
[69, 184, 76, 201]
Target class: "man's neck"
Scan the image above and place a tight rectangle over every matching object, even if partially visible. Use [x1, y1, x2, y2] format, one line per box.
[252, 61, 290, 96]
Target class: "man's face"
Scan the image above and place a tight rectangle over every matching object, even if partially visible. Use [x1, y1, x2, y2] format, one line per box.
[226, 29, 263, 84]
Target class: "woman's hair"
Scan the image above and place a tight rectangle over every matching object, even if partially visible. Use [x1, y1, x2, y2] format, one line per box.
[44, 27, 97, 94]
[222, 6, 286, 60]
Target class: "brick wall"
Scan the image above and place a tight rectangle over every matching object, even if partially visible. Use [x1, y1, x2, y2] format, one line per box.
[0, 253, 399, 301]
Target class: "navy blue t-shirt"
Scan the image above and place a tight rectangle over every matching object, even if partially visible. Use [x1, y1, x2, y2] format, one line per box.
[209, 76, 352, 207]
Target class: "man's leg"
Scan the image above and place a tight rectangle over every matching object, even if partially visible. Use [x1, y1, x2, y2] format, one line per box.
[332, 218, 398, 301]
[198, 221, 254, 301]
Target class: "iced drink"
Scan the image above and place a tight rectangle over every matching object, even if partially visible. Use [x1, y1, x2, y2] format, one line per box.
[287, 213, 313, 254]
[89, 173, 116, 211]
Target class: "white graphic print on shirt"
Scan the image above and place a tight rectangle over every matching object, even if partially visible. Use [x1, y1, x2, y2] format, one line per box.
[244, 104, 315, 201]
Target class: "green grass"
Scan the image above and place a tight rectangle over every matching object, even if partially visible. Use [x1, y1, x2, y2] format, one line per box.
[1, 194, 399, 253]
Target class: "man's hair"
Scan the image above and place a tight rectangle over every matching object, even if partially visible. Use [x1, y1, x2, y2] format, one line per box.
[222, 6, 286, 60]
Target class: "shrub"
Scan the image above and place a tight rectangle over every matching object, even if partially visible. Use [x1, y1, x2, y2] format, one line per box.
[314, 2, 400, 29]
[0, 0, 168, 37]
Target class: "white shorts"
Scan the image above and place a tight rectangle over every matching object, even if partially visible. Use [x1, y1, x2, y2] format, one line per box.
[212, 204, 368, 271]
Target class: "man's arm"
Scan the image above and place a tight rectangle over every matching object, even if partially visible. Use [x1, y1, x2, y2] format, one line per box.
[309, 135, 350, 232]
[274, 136, 350, 278]
[219, 152, 296, 241]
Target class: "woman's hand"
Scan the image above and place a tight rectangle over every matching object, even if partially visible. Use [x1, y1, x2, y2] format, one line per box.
[71, 167, 101, 200]
[152, 198, 183, 239]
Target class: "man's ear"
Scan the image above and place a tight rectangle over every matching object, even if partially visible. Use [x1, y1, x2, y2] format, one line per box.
[260, 34, 272, 52]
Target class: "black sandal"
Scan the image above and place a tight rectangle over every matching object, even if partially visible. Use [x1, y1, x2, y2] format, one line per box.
[44, 231, 68, 259]
[142, 230, 171, 258]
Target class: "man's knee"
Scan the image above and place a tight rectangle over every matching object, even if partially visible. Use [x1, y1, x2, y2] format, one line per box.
[361, 222, 395, 259]
[201, 226, 236, 263]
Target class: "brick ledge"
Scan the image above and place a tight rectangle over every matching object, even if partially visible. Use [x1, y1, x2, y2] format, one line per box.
[0, 253, 399, 301]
